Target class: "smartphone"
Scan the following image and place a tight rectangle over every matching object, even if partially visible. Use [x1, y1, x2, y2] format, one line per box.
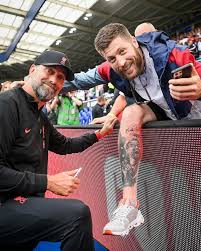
[74, 168, 82, 177]
[171, 63, 192, 79]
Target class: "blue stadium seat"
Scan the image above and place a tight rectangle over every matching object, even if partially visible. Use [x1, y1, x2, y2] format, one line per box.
[79, 107, 92, 125]
[34, 239, 108, 251]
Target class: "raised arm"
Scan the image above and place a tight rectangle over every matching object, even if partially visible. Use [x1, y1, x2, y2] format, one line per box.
[91, 93, 127, 124]
[48, 113, 118, 154]
[61, 62, 111, 92]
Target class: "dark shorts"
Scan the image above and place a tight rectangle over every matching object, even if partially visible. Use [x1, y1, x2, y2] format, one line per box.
[125, 96, 170, 121]
[148, 101, 170, 121]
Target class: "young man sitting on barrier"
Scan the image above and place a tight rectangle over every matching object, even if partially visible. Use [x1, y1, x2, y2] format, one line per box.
[63, 23, 201, 236]
[0, 50, 117, 251]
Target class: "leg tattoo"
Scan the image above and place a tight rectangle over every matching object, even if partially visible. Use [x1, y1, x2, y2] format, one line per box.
[119, 124, 143, 187]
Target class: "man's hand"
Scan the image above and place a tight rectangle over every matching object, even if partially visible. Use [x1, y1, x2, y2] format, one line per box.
[91, 115, 107, 124]
[91, 112, 118, 125]
[47, 169, 80, 196]
[99, 113, 118, 137]
[10, 81, 25, 88]
[169, 65, 201, 100]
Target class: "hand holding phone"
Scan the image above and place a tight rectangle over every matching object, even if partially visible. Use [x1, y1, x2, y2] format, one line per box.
[169, 63, 201, 100]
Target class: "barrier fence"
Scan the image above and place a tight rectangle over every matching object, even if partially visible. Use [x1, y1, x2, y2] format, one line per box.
[46, 121, 201, 251]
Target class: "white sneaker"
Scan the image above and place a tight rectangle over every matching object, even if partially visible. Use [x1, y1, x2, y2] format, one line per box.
[103, 201, 144, 236]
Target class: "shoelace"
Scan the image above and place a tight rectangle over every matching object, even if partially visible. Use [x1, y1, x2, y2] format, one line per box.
[111, 204, 134, 223]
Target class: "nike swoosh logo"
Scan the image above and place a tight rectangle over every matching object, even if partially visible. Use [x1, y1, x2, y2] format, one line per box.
[25, 128, 31, 134]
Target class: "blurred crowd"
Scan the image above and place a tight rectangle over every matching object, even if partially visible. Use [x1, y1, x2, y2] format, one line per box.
[0, 80, 24, 92]
[42, 84, 116, 126]
[0, 79, 116, 126]
[171, 25, 201, 60]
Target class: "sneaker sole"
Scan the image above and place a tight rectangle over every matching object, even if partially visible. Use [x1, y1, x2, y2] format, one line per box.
[103, 210, 144, 236]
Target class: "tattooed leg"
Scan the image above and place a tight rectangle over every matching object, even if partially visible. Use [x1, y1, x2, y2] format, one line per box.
[117, 103, 155, 204]
[119, 123, 143, 202]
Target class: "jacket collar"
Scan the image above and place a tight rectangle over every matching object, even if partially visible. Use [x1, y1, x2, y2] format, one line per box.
[136, 31, 176, 78]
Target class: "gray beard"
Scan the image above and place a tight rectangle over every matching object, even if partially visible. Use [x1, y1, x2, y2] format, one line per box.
[33, 84, 55, 102]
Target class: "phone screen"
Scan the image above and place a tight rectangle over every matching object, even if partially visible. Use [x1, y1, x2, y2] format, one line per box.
[171, 63, 192, 79]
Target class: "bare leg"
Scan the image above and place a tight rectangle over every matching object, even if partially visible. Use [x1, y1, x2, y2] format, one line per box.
[119, 123, 142, 203]
[119, 104, 156, 204]
[103, 104, 157, 236]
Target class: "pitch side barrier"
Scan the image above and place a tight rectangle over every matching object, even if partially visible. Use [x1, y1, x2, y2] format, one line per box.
[47, 120, 201, 251]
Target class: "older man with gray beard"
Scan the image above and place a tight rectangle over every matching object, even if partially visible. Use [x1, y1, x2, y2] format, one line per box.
[0, 50, 117, 250]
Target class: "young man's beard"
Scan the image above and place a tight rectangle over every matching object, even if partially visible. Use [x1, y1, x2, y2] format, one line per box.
[116, 47, 144, 80]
